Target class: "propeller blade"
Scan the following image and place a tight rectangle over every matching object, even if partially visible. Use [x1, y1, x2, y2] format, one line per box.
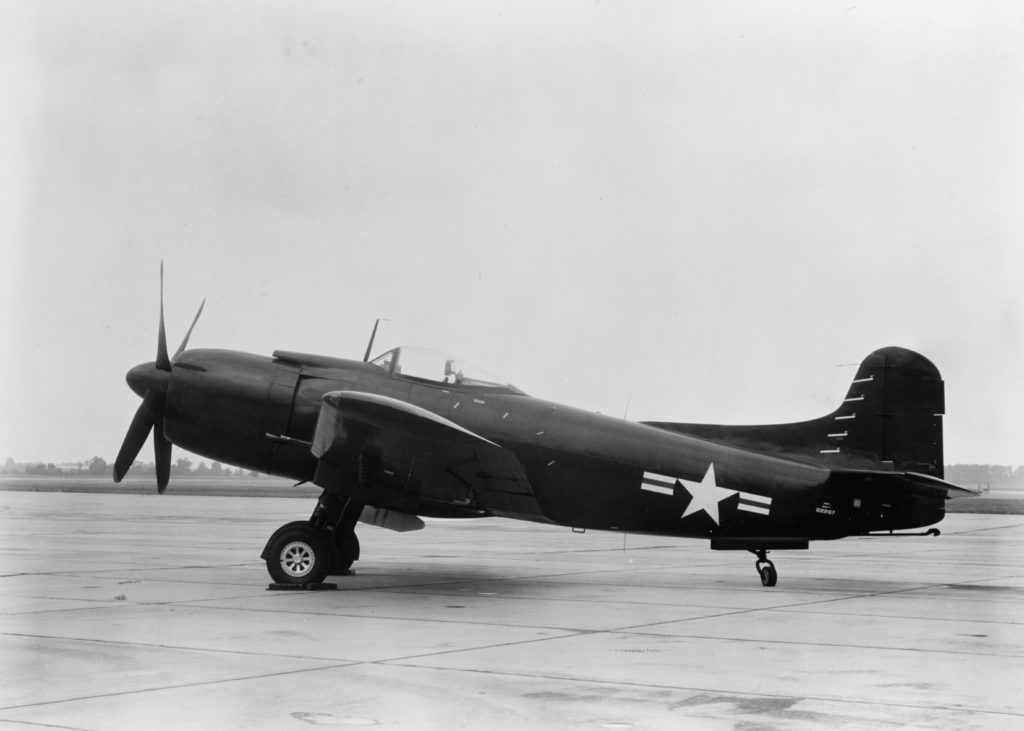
[153, 417, 172, 494]
[113, 389, 161, 482]
[156, 261, 170, 371]
[173, 298, 206, 361]
[116, 264, 179, 492]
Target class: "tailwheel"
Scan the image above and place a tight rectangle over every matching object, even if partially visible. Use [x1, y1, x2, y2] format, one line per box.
[263, 521, 331, 585]
[758, 562, 778, 587]
[751, 548, 778, 587]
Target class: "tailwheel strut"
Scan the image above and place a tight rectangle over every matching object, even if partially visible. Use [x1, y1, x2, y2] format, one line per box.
[750, 548, 778, 587]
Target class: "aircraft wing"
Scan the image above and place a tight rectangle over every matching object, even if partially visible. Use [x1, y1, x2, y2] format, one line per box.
[310, 391, 549, 522]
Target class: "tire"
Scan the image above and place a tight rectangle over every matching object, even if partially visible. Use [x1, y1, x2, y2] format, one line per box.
[265, 523, 330, 585]
[759, 564, 778, 587]
[330, 530, 360, 574]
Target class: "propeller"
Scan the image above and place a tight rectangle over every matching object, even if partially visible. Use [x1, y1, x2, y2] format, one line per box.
[113, 263, 205, 493]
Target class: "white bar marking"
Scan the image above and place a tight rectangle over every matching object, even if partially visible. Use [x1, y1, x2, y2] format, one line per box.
[828, 431, 848, 438]
[843, 395, 864, 403]
[852, 375, 875, 384]
[738, 504, 771, 516]
[738, 492, 772, 505]
[835, 414, 856, 420]
[641, 484, 675, 496]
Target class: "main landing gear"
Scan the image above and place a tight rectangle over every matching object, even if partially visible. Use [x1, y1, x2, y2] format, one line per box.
[751, 548, 778, 587]
[261, 491, 364, 586]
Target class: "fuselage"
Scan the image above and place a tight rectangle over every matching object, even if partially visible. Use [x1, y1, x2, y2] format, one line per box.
[160, 348, 945, 541]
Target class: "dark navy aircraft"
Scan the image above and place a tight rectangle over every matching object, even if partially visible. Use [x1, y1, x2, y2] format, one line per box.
[114, 268, 976, 587]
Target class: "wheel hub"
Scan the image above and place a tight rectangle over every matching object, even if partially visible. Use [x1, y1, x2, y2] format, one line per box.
[280, 541, 316, 578]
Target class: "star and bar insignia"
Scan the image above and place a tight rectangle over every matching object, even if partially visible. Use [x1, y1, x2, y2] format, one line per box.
[640, 463, 772, 525]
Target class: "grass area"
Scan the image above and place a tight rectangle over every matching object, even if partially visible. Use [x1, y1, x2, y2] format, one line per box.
[0, 474, 320, 498]
[3, 475, 1022, 513]
[947, 497, 1024, 515]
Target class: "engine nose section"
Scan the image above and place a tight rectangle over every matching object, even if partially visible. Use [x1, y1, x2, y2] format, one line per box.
[126, 361, 170, 397]
[163, 349, 283, 475]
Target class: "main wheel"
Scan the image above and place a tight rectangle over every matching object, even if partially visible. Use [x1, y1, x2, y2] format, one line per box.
[265, 523, 331, 585]
[330, 530, 360, 574]
[759, 563, 778, 587]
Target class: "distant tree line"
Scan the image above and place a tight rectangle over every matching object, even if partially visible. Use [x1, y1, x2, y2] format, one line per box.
[3, 457, 1021, 485]
[945, 464, 1024, 487]
[2, 456, 259, 478]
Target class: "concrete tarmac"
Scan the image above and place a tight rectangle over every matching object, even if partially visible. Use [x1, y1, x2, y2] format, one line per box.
[1, 491, 1023, 730]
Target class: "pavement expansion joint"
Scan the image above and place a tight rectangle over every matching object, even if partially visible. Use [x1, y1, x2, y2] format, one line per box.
[4, 495, 1023, 727]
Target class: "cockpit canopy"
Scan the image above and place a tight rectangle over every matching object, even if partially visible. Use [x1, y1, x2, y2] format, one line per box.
[369, 347, 525, 394]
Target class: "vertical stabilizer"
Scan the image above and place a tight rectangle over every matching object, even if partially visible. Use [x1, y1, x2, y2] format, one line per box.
[643, 347, 945, 476]
[829, 347, 944, 477]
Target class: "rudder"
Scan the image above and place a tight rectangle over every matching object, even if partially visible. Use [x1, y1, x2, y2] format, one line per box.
[828, 346, 944, 477]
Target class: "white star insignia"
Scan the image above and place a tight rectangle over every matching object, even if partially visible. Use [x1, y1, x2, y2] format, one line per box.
[679, 463, 737, 525]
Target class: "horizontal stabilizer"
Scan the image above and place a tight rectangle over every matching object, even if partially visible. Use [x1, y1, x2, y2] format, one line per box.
[904, 471, 981, 498]
[828, 469, 981, 500]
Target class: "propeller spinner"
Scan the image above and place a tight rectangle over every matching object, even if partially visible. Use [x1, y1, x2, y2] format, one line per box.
[113, 263, 204, 493]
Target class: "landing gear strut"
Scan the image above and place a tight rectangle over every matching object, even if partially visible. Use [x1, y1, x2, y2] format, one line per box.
[751, 548, 778, 587]
[261, 491, 364, 585]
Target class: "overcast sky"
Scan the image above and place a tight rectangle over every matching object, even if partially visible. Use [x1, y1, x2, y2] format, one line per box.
[2, 1, 1022, 468]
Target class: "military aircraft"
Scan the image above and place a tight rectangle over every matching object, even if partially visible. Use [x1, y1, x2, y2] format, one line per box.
[114, 268, 976, 587]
